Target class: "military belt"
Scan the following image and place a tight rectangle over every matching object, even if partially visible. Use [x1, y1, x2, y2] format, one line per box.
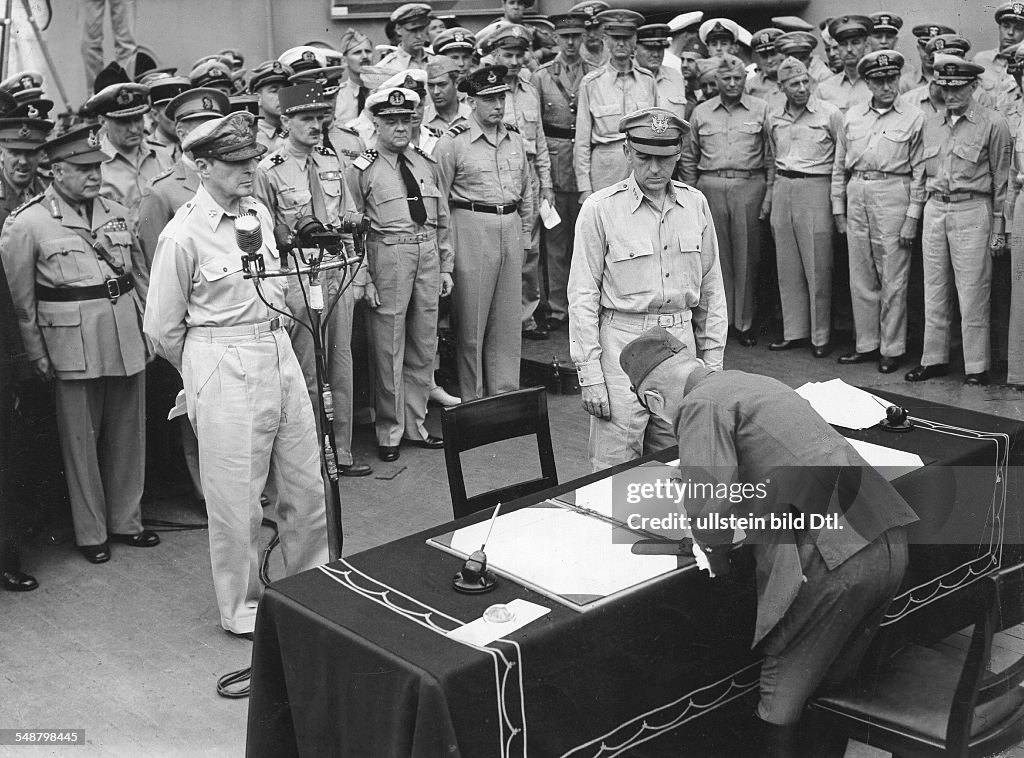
[450, 200, 519, 215]
[367, 231, 436, 245]
[701, 169, 763, 179]
[36, 273, 134, 303]
[851, 170, 910, 181]
[602, 309, 692, 328]
[776, 169, 829, 180]
[542, 123, 575, 139]
[188, 318, 283, 341]
[928, 191, 987, 203]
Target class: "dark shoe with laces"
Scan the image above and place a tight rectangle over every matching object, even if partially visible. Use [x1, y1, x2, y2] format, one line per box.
[79, 542, 111, 563]
[2, 570, 38, 591]
[904, 363, 949, 382]
[964, 372, 989, 386]
[838, 348, 880, 365]
[378, 445, 400, 462]
[110, 530, 160, 547]
[768, 338, 807, 351]
[339, 462, 373, 477]
[403, 434, 444, 450]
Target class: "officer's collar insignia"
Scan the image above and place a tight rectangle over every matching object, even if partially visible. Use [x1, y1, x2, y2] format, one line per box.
[117, 88, 133, 105]
[487, 71, 497, 84]
[26, 105, 37, 118]
[87, 130, 100, 148]
[650, 113, 669, 134]
[389, 90, 405, 106]
[202, 96, 214, 110]
[18, 124, 30, 138]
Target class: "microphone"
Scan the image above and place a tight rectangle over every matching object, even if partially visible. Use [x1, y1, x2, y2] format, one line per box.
[273, 222, 295, 254]
[234, 212, 263, 255]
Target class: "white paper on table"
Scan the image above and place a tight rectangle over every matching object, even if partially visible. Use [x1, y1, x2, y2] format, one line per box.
[539, 199, 561, 229]
[449, 506, 677, 598]
[446, 598, 550, 646]
[571, 476, 614, 517]
[847, 439, 924, 481]
[795, 378, 888, 430]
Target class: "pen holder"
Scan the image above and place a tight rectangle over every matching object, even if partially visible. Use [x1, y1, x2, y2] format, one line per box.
[880, 405, 913, 433]
[453, 549, 497, 594]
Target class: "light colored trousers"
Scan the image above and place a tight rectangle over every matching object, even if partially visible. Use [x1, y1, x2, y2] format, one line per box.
[81, 0, 137, 89]
[588, 310, 695, 472]
[697, 174, 766, 332]
[920, 196, 992, 374]
[543, 191, 582, 323]
[846, 177, 911, 357]
[771, 175, 834, 346]
[1009, 194, 1024, 385]
[451, 207, 523, 401]
[184, 325, 328, 634]
[365, 238, 439, 446]
[55, 374, 144, 546]
[522, 162, 543, 329]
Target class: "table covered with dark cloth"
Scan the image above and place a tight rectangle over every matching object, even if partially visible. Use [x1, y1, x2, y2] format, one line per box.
[246, 392, 1024, 758]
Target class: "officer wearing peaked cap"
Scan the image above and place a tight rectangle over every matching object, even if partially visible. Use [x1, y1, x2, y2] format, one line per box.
[144, 111, 328, 635]
[747, 28, 785, 107]
[904, 55, 1012, 386]
[636, 24, 688, 123]
[571, 0, 611, 68]
[568, 107, 727, 471]
[252, 83, 371, 478]
[248, 60, 293, 152]
[976, 2, 1024, 105]
[2, 125, 157, 564]
[903, 25, 958, 92]
[575, 9, 656, 200]
[189, 59, 234, 95]
[817, 16, 874, 113]
[432, 27, 475, 74]
[868, 12, 903, 50]
[699, 18, 749, 58]
[775, 31, 832, 86]
[434, 64, 535, 400]
[345, 87, 453, 460]
[0, 113, 51, 227]
[832, 49, 926, 375]
[380, 4, 436, 72]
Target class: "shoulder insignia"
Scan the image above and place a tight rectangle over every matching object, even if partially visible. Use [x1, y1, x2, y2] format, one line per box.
[353, 149, 377, 171]
[425, 125, 442, 138]
[151, 165, 176, 183]
[335, 124, 359, 136]
[96, 195, 110, 213]
[270, 153, 286, 167]
[411, 143, 436, 162]
[10, 193, 44, 218]
[315, 144, 336, 156]
[504, 122, 520, 133]
[581, 69, 603, 85]
[340, 148, 361, 159]
[444, 122, 470, 138]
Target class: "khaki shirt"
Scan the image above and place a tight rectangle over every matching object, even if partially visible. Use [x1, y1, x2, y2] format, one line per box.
[334, 78, 362, 126]
[831, 100, 927, 217]
[377, 47, 434, 73]
[344, 143, 453, 280]
[1, 185, 148, 379]
[767, 98, 844, 176]
[325, 124, 367, 168]
[505, 71, 553, 190]
[256, 119, 286, 153]
[997, 87, 1024, 137]
[808, 56, 833, 85]
[0, 171, 44, 229]
[136, 158, 201, 269]
[654, 65, 689, 123]
[533, 55, 593, 193]
[922, 99, 1012, 234]
[143, 185, 288, 372]
[574, 63, 658, 192]
[680, 94, 773, 184]
[99, 135, 171, 218]
[746, 70, 783, 110]
[567, 174, 728, 385]
[899, 84, 941, 117]
[423, 100, 471, 134]
[975, 49, 1016, 106]
[253, 142, 352, 232]
[816, 71, 871, 114]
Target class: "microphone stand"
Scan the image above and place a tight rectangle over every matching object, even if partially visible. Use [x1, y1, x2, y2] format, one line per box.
[242, 246, 364, 560]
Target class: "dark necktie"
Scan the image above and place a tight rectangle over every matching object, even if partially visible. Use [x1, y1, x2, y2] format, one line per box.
[322, 130, 335, 155]
[397, 152, 427, 225]
[357, 86, 369, 113]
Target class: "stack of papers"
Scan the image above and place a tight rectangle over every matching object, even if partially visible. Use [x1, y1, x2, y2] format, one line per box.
[795, 378, 888, 429]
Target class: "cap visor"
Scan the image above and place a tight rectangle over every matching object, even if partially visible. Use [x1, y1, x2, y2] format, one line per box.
[628, 139, 681, 156]
[105, 104, 152, 119]
[372, 106, 416, 116]
[62, 148, 112, 165]
[473, 83, 511, 96]
[216, 143, 267, 162]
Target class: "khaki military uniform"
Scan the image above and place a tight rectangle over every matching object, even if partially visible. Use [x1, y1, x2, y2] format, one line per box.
[919, 100, 1012, 374]
[975, 49, 1017, 108]
[377, 47, 435, 73]
[653, 66, 689, 123]
[98, 135, 171, 220]
[434, 118, 534, 400]
[681, 93, 773, 334]
[423, 101, 471, 135]
[346, 144, 451, 445]
[767, 98, 844, 346]
[256, 119, 286, 153]
[144, 186, 328, 634]
[1, 186, 148, 547]
[816, 72, 872, 115]
[1007, 117, 1024, 385]
[533, 55, 593, 323]
[832, 101, 926, 358]
[575, 63, 658, 193]
[253, 142, 359, 467]
[747, 70, 784, 110]
[568, 174, 728, 471]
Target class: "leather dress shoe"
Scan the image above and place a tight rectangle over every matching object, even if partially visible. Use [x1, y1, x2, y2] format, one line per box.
[878, 355, 902, 374]
[339, 462, 373, 477]
[522, 325, 549, 341]
[964, 371, 989, 386]
[79, 542, 111, 563]
[837, 348, 880, 365]
[110, 530, 160, 547]
[811, 342, 833, 358]
[768, 338, 807, 351]
[2, 570, 38, 591]
[735, 328, 757, 347]
[227, 629, 255, 641]
[403, 434, 445, 450]
[1010, 383, 1024, 392]
[904, 363, 949, 382]
[378, 445, 400, 462]
[546, 317, 567, 331]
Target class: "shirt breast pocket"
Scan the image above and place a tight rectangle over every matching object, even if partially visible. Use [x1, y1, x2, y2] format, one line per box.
[198, 255, 243, 284]
[669, 233, 704, 288]
[39, 237, 92, 285]
[278, 186, 312, 212]
[952, 141, 982, 166]
[421, 181, 441, 221]
[606, 237, 656, 295]
[922, 143, 942, 175]
[102, 229, 134, 268]
[591, 103, 621, 134]
[370, 184, 411, 224]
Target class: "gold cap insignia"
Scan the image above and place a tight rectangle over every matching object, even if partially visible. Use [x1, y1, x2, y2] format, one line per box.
[302, 51, 316, 62]
[403, 75, 416, 88]
[19, 75, 32, 90]
[929, 26, 940, 36]
[389, 89, 405, 105]
[87, 129, 100, 148]
[26, 105, 38, 118]
[454, 31, 465, 41]
[934, 39, 945, 49]
[18, 124, 30, 139]
[202, 96, 214, 110]
[879, 15, 890, 25]
[116, 88, 133, 105]
[272, 61, 283, 72]
[650, 113, 669, 134]
[1015, 2, 1024, 15]
[878, 54, 889, 66]
[486, 70, 497, 84]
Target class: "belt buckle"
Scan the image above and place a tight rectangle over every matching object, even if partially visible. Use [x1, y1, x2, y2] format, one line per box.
[656, 314, 675, 328]
[269, 317, 280, 331]
[105, 278, 121, 302]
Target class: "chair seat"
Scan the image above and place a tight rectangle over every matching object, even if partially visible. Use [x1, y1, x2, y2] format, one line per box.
[814, 643, 1024, 747]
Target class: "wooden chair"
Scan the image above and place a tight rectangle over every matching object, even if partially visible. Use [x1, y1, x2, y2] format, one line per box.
[807, 561, 1024, 757]
[440, 386, 558, 520]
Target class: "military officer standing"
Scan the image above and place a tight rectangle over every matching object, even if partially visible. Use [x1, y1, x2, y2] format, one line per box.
[253, 83, 371, 477]
[905, 56, 1012, 386]
[698, 18, 749, 59]
[572, 0, 610, 69]
[868, 13, 903, 52]
[424, 56, 470, 134]
[1, 125, 157, 564]
[681, 53, 773, 348]
[976, 3, 1024, 107]
[775, 31, 831, 88]
[635, 23, 689, 122]
[145, 112, 328, 637]
[568, 108, 727, 471]
[575, 9, 656, 200]
[346, 87, 453, 460]
[250, 60, 293, 153]
[766, 57, 844, 357]
[533, 12, 593, 330]
[832, 51, 926, 374]
[144, 75, 192, 166]
[380, 4, 436, 73]
[817, 16, 873, 114]
[432, 27, 476, 76]
[904, 24, 955, 92]
[335, 29, 374, 125]
[434, 65, 534, 400]
[747, 28, 785, 108]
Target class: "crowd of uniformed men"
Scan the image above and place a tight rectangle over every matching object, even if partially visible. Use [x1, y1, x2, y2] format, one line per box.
[0, 0, 1022, 630]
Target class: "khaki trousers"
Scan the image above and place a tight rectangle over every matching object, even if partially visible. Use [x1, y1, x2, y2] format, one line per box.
[543, 191, 582, 322]
[1009, 194, 1024, 384]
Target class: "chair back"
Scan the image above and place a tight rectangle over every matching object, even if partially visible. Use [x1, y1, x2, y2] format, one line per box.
[440, 387, 558, 519]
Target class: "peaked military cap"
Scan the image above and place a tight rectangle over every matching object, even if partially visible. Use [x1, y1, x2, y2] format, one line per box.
[771, 16, 814, 32]
[668, 12, 703, 34]
[390, 3, 432, 28]
[996, 1, 1024, 24]
[44, 124, 110, 165]
[0, 70, 44, 102]
[550, 13, 588, 35]
[458, 65, 510, 96]
[933, 54, 985, 86]
[189, 59, 233, 89]
[570, 0, 610, 28]
[86, 82, 151, 119]
[594, 9, 644, 36]
[182, 111, 266, 162]
[619, 107, 688, 156]
[858, 49, 905, 79]
[249, 60, 293, 92]
[434, 27, 476, 54]
[148, 75, 192, 106]
[912, 23, 956, 45]
[166, 87, 230, 122]
[637, 24, 672, 47]
[751, 28, 783, 54]
[278, 83, 333, 115]
[381, 68, 428, 96]
[228, 96, 260, 116]
[926, 34, 971, 57]
[366, 87, 420, 116]
[776, 31, 818, 55]
[0, 117, 54, 149]
[869, 13, 903, 34]
[828, 15, 873, 42]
